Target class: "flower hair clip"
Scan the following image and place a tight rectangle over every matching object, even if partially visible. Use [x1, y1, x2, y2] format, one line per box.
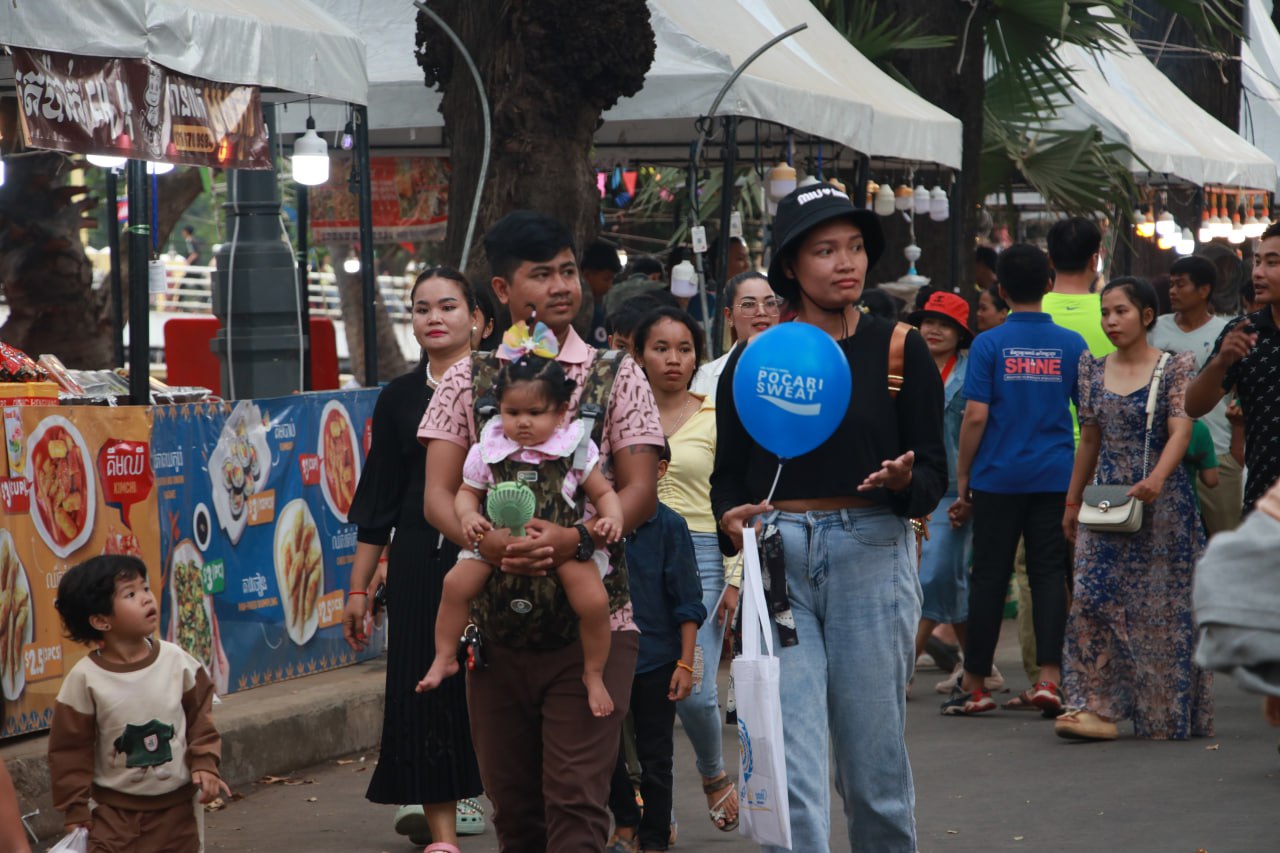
[498, 319, 560, 361]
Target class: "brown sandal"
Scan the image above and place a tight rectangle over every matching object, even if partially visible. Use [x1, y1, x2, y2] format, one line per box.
[703, 773, 739, 832]
[1002, 689, 1040, 711]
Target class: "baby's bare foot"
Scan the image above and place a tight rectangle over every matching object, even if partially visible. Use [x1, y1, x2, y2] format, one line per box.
[415, 656, 459, 693]
[584, 674, 614, 717]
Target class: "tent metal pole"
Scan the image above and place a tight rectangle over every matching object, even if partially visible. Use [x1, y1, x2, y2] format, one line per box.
[355, 104, 378, 386]
[106, 168, 125, 368]
[126, 159, 150, 405]
[712, 115, 738, 357]
[950, 170, 963, 293]
[688, 143, 713, 360]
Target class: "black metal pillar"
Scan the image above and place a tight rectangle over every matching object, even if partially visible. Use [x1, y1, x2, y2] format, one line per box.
[354, 105, 377, 386]
[126, 160, 150, 405]
[106, 168, 125, 368]
[296, 184, 313, 391]
[210, 104, 304, 399]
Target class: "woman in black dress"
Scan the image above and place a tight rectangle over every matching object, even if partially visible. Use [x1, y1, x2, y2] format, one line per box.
[343, 268, 487, 848]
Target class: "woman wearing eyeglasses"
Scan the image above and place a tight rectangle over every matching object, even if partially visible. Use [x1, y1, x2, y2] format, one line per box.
[691, 271, 784, 401]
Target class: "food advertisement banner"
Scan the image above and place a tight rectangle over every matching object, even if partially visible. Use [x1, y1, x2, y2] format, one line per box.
[310, 155, 449, 243]
[12, 47, 270, 169]
[150, 391, 381, 699]
[0, 407, 161, 738]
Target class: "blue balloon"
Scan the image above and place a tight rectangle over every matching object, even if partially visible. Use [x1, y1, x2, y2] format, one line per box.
[731, 323, 852, 459]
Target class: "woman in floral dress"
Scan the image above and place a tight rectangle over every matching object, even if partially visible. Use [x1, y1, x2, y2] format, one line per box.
[1061, 277, 1213, 740]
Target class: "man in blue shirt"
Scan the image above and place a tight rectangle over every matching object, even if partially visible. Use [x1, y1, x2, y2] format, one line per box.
[945, 244, 1089, 716]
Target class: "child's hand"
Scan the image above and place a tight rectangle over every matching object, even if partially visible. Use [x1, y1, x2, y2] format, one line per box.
[668, 664, 693, 701]
[192, 769, 231, 804]
[594, 516, 623, 544]
[461, 512, 493, 542]
[64, 822, 92, 834]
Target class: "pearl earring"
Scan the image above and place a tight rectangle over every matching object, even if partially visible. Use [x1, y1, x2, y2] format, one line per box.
[472, 325, 478, 333]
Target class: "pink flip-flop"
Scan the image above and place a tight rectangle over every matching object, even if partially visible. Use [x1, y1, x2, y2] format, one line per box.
[423, 844, 461, 853]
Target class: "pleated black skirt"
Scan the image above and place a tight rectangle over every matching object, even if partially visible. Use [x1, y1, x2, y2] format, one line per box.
[365, 526, 483, 804]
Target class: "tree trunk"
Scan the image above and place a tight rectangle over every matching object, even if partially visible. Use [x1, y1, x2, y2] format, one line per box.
[416, 0, 654, 290]
[0, 101, 106, 366]
[0, 94, 206, 368]
[328, 241, 410, 382]
[871, 1, 986, 298]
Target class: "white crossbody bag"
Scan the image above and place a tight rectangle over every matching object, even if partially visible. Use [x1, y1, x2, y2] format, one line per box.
[1078, 352, 1170, 534]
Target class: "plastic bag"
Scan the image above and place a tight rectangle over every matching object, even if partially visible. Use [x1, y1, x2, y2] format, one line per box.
[48, 827, 89, 852]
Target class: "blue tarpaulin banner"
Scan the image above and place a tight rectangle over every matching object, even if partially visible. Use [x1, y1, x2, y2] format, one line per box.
[153, 390, 382, 694]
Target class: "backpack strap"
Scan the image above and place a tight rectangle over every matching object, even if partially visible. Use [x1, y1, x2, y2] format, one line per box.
[887, 322, 910, 399]
[571, 349, 625, 468]
[469, 351, 501, 435]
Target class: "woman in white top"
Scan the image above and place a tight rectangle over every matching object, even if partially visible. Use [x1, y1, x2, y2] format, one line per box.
[689, 271, 783, 400]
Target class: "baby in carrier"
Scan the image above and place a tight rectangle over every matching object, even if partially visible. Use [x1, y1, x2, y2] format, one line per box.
[416, 321, 625, 715]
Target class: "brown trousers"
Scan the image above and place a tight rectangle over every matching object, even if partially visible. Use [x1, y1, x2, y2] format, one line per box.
[468, 630, 639, 853]
[88, 798, 199, 853]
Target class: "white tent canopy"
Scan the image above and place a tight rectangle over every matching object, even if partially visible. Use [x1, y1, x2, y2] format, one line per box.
[1046, 24, 1275, 190]
[0, 0, 367, 104]
[294, 0, 962, 168]
[1241, 0, 1280, 187]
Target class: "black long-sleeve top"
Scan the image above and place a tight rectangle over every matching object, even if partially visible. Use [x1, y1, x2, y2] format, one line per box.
[350, 365, 432, 545]
[710, 314, 947, 556]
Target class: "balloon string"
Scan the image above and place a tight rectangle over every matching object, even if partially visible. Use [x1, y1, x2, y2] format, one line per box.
[764, 460, 784, 505]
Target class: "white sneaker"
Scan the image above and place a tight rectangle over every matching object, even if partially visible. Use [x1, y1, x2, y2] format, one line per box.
[935, 662, 1004, 694]
[915, 653, 940, 672]
[935, 662, 963, 694]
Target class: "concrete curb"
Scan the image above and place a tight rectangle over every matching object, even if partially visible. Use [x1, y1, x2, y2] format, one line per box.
[3, 657, 388, 843]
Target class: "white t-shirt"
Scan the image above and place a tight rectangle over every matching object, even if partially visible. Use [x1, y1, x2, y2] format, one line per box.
[1149, 313, 1233, 453]
[690, 351, 732, 401]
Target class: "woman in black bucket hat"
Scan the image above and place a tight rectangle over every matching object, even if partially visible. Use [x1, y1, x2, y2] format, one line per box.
[710, 184, 947, 852]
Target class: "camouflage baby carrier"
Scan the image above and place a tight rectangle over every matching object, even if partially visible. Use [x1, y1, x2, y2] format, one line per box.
[467, 350, 631, 649]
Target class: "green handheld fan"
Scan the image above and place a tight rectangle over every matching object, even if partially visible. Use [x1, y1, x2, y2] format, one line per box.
[486, 481, 537, 536]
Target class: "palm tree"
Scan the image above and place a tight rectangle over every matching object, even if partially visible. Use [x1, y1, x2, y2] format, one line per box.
[812, 0, 1240, 286]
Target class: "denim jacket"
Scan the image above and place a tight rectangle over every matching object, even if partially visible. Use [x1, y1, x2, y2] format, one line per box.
[943, 353, 968, 496]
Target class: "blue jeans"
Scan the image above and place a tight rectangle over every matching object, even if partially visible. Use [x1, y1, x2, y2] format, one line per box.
[675, 532, 728, 779]
[918, 494, 972, 624]
[760, 508, 921, 853]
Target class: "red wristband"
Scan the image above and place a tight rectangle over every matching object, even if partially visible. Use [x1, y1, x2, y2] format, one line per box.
[1065, 502, 1081, 508]
[348, 590, 368, 597]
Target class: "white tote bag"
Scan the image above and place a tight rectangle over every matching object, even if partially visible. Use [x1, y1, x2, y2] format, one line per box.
[731, 526, 792, 848]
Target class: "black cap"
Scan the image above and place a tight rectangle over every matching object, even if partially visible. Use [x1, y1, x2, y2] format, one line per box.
[767, 184, 884, 303]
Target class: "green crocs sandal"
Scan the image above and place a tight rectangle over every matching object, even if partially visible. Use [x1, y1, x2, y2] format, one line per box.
[456, 797, 486, 836]
[394, 805, 431, 845]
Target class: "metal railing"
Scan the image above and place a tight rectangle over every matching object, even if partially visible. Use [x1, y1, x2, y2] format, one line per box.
[115, 264, 416, 321]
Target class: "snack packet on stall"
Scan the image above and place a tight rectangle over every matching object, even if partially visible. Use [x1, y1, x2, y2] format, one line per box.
[37, 354, 85, 394]
[0, 341, 47, 382]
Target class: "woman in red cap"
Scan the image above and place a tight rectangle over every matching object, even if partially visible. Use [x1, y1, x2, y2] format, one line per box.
[711, 184, 946, 852]
[908, 292, 976, 687]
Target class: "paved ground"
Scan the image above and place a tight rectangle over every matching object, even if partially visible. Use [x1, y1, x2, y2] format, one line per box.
[31, 625, 1280, 852]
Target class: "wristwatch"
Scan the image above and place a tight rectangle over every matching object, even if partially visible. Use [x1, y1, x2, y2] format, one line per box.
[573, 523, 594, 562]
